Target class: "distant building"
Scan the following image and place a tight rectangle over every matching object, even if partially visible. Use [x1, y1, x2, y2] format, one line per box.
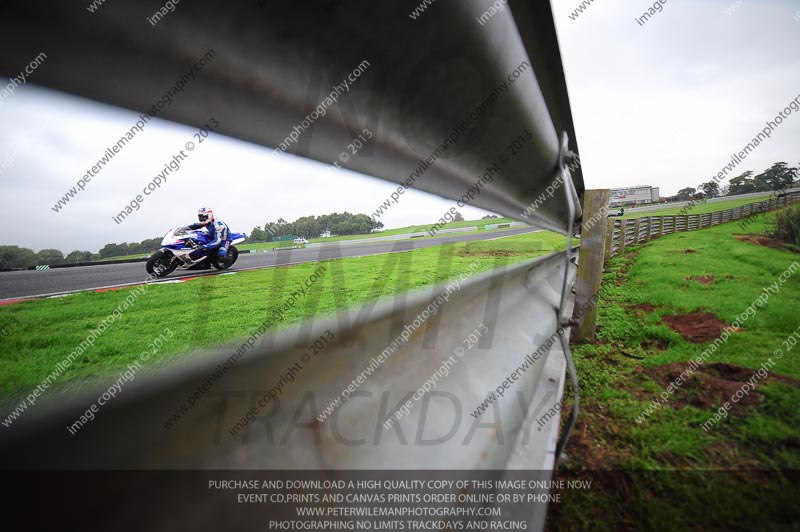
[609, 185, 660, 207]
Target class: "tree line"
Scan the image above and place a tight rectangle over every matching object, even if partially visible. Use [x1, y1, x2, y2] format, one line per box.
[248, 212, 384, 242]
[668, 161, 798, 202]
[0, 238, 163, 269]
[0, 212, 385, 269]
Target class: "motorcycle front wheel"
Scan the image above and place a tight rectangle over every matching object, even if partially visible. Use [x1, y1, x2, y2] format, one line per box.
[146, 250, 178, 278]
[211, 246, 239, 270]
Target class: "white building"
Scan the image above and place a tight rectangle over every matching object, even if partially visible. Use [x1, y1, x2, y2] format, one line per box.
[609, 185, 660, 207]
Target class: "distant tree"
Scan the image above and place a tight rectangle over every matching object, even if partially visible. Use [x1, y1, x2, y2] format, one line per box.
[99, 243, 125, 259]
[249, 227, 267, 242]
[699, 181, 720, 198]
[260, 212, 384, 241]
[0, 246, 38, 269]
[122, 242, 141, 255]
[294, 215, 320, 239]
[481, 215, 499, 219]
[728, 171, 755, 195]
[139, 238, 162, 252]
[66, 250, 96, 263]
[453, 211, 465, 222]
[756, 162, 798, 192]
[676, 187, 696, 201]
[36, 249, 65, 265]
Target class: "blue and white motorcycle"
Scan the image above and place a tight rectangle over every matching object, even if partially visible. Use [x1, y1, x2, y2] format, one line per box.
[146, 225, 247, 278]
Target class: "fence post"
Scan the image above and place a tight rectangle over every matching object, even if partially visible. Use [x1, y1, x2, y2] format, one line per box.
[618, 219, 628, 253]
[574, 189, 610, 342]
[604, 219, 614, 263]
[633, 219, 641, 244]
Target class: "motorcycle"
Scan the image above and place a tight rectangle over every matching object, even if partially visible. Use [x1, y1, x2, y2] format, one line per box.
[146, 225, 247, 278]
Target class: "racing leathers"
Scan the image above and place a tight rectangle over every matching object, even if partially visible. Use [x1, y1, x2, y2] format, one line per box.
[188, 219, 230, 259]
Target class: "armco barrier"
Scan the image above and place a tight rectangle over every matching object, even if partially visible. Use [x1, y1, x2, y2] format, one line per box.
[605, 191, 800, 260]
[2, 251, 576, 470]
[0, 1, 586, 530]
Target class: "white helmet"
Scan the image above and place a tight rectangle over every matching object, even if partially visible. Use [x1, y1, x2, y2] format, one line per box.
[198, 207, 215, 223]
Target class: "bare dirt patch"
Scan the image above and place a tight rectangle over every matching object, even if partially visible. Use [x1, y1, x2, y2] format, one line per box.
[735, 234, 800, 254]
[662, 311, 729, 343]
[628, 303, 657, 313]
[682, 249, 696, 254]
[561, 402, 632, 469]
[640, 338, 670, 351]
[646, 362, 799, 411]
[685, 275, 714, 285]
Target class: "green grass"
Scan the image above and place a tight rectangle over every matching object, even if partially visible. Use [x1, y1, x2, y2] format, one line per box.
[548, 208, 800, 530]
[99, 218, 520, 255]
[239, 224, 524, 251]
[0, 230, 565, 407]
[237, 216, 516, 249]
[621, 196, 774, 219]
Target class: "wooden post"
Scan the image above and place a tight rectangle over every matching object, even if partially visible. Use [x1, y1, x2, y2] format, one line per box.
[603, 219, 615, 263]
[574, 189, 611, 342]
[618, 219, 628, 253]
[633, 219, 641, 244]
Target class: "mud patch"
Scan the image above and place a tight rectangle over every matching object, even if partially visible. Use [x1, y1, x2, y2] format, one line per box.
[682, 249, 696, 254]
[662, 311, 729, 343]
[685, 275, 714, 285]
[641, 338, 670, 351]
[628, 303, 657, 313]
[645, 362, 799, 411]
[735, 234, 799, 253]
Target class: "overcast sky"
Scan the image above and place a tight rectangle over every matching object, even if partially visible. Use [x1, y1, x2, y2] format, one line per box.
[1, 0, 799, 253]
[552, 0, 800, 192]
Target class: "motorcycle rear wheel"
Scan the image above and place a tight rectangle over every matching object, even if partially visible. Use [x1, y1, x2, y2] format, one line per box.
[211, 246, 239, 270]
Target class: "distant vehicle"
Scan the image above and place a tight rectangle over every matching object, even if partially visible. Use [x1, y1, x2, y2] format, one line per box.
[293, 237, 309, 245]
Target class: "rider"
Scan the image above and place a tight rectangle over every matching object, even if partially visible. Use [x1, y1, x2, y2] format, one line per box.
[187, 207, 230, 261]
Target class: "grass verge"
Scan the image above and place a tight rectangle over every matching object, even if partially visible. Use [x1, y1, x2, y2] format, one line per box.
[547, 209, 800, 530]
[0, 230, 565, 407]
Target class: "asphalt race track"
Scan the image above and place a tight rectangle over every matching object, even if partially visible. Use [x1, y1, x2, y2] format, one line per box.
[0, 227, 540, 301]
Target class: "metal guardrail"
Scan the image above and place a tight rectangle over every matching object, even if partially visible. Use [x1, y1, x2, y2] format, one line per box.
[606, 192, 800, 258]
[0, 1, 587, 529]
[2, 251, 576, 469]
